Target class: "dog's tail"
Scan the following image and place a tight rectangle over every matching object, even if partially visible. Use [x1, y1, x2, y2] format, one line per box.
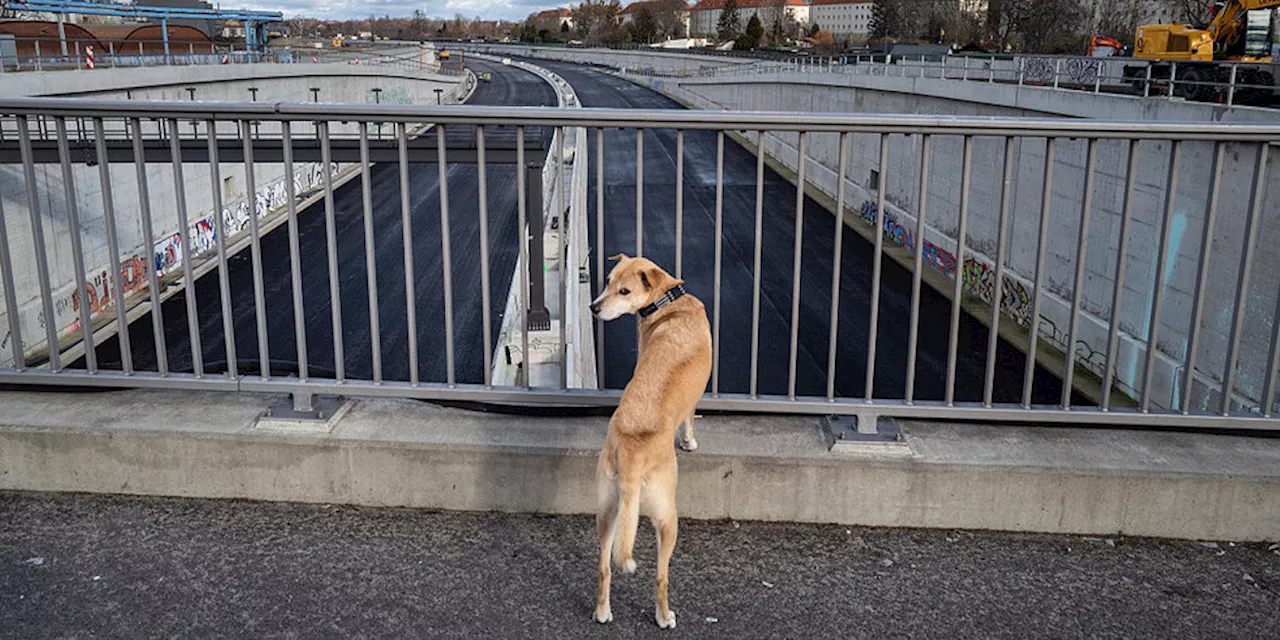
[612, 478, 642, 572]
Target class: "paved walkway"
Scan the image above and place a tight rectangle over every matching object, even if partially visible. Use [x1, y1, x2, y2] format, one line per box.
[1, 492, 1276, 638]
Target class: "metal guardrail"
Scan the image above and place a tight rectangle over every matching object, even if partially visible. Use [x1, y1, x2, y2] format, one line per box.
[0, 98, 1277, 431]
[680, 53, 1280, 107]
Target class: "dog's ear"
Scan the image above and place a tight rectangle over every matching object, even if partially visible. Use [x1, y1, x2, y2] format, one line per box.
[608, 253, 629, 263]
[641, 267, 671, 292]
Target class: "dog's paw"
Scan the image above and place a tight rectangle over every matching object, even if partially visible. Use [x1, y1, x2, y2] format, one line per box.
[678, 437, 698, 452]
[621, 559, 637, 574]
[594, 606, 613, 624]
[655, 609, 676, 629]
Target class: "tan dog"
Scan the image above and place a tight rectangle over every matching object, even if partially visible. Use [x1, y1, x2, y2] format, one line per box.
[589, 254, 712, 629]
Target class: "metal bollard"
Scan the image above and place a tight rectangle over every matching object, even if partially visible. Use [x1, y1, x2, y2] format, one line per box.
[1227, 64, 1238, 106]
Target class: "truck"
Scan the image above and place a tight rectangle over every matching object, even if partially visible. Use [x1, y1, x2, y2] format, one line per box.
[1123, 0, 1278, 103]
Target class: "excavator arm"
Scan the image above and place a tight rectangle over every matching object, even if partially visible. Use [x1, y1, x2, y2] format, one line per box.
[1207, 0, 1280, 56]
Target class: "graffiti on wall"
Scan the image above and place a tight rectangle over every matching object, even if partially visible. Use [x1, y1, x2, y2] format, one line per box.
[12, 161, 343, 363]
[856, 199, 1118, 384]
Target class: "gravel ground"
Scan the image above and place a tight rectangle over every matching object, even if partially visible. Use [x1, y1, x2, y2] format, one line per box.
[1, 491, 1276, 639]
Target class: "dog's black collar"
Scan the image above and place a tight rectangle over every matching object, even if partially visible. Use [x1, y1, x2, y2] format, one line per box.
[638, 284, 687, 318]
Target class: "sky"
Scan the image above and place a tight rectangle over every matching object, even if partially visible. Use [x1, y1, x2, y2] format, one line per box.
[244, 0, 566, 22]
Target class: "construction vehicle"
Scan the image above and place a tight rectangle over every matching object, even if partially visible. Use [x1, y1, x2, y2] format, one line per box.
[1123, 0, 1278, 103]
[1088, 35, 1127, 57]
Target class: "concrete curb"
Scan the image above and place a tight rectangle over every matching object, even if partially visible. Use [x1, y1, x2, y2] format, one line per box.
[0, 389, 1276, 541]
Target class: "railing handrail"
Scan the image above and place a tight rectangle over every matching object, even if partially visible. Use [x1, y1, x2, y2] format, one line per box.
[2, 97, 1279, 139]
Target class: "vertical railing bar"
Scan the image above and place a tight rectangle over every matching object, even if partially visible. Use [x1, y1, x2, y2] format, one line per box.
[56, 117, 96, 373]
[1220, 143, 1269, 415]
[205, 119, 235, 378]
[1062, 138, 1099, 409]
[712, 131, 724, 397]
[319, 121, 344, 382]
[944, 135, 974, 406]
[1102, 140, 1142, 410]
[398, 123, 421, 386]
[1021, 137, 1057, 409]
[241, 120, 269, 380]
[827, 132, 850, 401]
[17, 116, 60, 370]
[984, 137, 1016, 406]
[0, 155, 23, 369]
[558, 128, 567, 391]
[904, 134, 932, 404]
[92, 118, 130, 374]
[1263, 277, 1280, 417]
[787, 132, 807, 400]
[749, 131, 765, 398]
[635, 129, 644, 258]
[360, 125, 383, 384]
[283, 122, 308, 383]
[675, 129, 684, 279]
[517, 126, 531, 389]
[1139, 141, 1182, 412]
[1182, 142, 1225, 415]
[436, 125, 456, 387]
[865, 133, 889, 402]
[595, 127, 605, 389]
[172, 118, 203, 377]
[131, 117, 167, 376]
[474, 125, 488, 388]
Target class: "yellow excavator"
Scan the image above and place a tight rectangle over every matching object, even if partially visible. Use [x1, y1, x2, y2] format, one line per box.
[1125, 0, 1278, 103]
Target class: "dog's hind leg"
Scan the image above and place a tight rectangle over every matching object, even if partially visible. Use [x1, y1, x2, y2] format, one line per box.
[677, 413, 698, 452]
[594, 465, 619, 623]
[647, 479, 679, 629]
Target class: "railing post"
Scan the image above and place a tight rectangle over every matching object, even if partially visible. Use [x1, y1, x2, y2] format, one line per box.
[109, 41, 116, 68]
[1018, 57, 1024, 85]
[1143, 63, 1152, 97]
[35, 41, 41, 72]
[1094, 59, 1102, 93]
[962, 55, 969, 80]
[1227, 64, 1238, 106]
[525, 160, 550, 330]
[1168, 61, 1177, 97]
[989, 55, 996, 82]
[1053, 58, 1061, 88]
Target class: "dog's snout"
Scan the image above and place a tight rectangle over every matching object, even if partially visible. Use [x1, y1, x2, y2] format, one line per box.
[589, 301, 601, 315]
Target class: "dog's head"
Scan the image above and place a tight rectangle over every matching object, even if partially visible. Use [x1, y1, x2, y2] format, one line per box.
[590, 254, 683, 321]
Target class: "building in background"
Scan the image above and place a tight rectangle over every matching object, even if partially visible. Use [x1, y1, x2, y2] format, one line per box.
[807, 0, 871, 38]
[689, 0, 810, 37]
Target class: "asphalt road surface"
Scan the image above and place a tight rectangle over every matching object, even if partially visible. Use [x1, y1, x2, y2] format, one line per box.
[1, 492, 1275, 638]
[80, 58, 557, 384]
[539, 60, 1076, 403]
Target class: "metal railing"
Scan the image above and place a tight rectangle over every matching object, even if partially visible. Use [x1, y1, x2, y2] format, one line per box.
[0, 38, 462, 74]
[0, 97, 1277, 431]
[0, 37, 291, 71]
[678, 53, 1279, 107]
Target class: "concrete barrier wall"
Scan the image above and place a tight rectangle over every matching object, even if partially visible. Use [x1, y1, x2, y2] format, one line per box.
[0, 65, 466, 367]
[636, 71, 1280, 413]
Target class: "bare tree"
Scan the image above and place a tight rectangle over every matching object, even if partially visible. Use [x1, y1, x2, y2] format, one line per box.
[649, 0, 689, 40]
[1002, 0, 1088, 53]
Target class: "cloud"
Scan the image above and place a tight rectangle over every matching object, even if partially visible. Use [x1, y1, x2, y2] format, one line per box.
[253, 0, 565, 21]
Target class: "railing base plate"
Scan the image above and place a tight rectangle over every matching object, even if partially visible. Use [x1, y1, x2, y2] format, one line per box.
[821, 413, 911, 455]
[256, 395, 353, 433]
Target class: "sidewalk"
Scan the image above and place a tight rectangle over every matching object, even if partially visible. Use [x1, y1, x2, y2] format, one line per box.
[1, 492, 1276, 638]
